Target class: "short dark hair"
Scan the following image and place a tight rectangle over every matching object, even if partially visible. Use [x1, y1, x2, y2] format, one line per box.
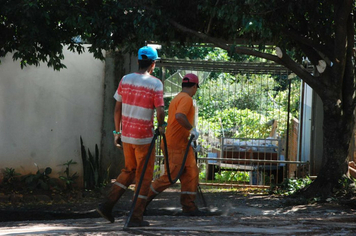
[138, 55, 154, 69]
[182, 82, 196, 88]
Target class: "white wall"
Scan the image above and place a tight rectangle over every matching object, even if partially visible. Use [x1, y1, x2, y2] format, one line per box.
[0, 45, 105, 181]
[100, 52, 138, 178]
[298, 83, 312, 163]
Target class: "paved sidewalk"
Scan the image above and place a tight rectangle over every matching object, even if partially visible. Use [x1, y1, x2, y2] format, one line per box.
[1, 206, 356, 235]
[1, 189, 356, 235]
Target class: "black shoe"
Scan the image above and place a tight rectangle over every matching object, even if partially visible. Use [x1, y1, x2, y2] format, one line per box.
[182, 209, 207, 216]
[96, 204, 114, 223]
[143, 198, 153, 216]
[127, 220, 150, 227]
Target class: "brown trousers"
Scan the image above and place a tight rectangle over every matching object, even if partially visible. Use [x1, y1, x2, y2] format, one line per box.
[106, 142, 156, 222]
[147, 145, 199, 212]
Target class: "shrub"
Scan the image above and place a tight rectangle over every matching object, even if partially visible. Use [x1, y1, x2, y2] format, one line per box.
[21, 165, 57, 191]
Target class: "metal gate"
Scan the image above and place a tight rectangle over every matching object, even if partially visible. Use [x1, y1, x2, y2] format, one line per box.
[154, 59, 308, 188]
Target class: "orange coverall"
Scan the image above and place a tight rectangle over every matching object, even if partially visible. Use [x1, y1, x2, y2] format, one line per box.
[147, 92, 199, 212]
[116, 143, 156, 221]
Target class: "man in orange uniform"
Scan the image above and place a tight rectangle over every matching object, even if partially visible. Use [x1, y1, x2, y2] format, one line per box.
[145, 73, 203, 216]
[96, 46, 165, 227]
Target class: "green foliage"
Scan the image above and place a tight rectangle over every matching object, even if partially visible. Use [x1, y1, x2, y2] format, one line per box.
[215, 171, 250, 183]
[80, 136, 108, 190]
[1, 1, 353, 76]
[1, 0, 353, 198]
[199, 168, 206, 180]
[196, 70, 298, 139]
[198, 163, 207, 180]
[200, 108, 270, 138]
[3, 167, 21, 184]
[333, 175, 356, 198]
[270, 177, 312, 196]
[273, 78, 301, 119]
[59, 160, 79, 190]
[1, 0, 86, 69]
[160, 44, 220, 60]
[21, 165, 57, 191]
[153, 163, 163, 178]
[0, 0, 143, 69]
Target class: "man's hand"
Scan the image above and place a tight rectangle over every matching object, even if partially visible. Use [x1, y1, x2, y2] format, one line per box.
[114, 133, 122, 149]
[158, 121, 167, 136]
[191, 143, 201, 152]
[158, 126, 166, 135]
[190, 127, 199, 141]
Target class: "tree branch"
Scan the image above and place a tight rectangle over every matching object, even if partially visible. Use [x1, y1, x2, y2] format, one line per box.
[168, 19, 319, 91]
[283, 27, 333, 64]
[343, 9, 356, 110]
[334, 0, 353, 80]
[205, 0, 220, 34]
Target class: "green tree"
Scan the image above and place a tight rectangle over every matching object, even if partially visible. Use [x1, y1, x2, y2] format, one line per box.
[0, 0, 140, 69]
[122, 0, 355, 200]
[196, 72, 293, 139]
[1, 1, 355, 199]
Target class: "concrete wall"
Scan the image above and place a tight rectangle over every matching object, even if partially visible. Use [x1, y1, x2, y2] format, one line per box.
[100, 52, 138, 178]
[0, 45, 105, 183]
[298, 82, 323, 176]
[299, 83, 313, 164]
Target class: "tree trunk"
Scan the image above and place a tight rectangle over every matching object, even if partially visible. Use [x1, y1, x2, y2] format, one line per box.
[300, 98, 355, 199]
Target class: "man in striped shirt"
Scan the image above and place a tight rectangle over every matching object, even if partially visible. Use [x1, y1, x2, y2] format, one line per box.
[97, 46, 165, 227]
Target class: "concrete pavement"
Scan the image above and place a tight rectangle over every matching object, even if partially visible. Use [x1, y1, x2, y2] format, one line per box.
[1, 206, 356, 235]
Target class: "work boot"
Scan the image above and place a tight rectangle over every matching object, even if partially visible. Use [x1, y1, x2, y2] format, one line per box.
[127, 219, 150, 227]
[182, 208, 207, 216]
[143, 197, 154, 215]
[97, 181, 126, 223]
[96, 203, 115, 223]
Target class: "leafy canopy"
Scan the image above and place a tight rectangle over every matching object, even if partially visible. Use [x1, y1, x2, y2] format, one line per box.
[2, 0, 353, 76]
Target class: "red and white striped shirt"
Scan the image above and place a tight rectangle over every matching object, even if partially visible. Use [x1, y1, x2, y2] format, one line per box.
[114, 73, 164, 145]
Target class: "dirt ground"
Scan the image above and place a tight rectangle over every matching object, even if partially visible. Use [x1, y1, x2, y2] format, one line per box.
[1, 185, 356, 235]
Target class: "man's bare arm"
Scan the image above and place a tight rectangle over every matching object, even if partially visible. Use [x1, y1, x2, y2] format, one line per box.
[175, 113, 193, 130]
[114, 101, 122, 132]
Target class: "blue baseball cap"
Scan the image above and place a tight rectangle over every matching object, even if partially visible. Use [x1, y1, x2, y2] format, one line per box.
[138, 46, 160, 61]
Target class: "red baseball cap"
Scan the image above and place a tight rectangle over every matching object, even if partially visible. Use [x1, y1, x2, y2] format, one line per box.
[182, 73, 199, 88]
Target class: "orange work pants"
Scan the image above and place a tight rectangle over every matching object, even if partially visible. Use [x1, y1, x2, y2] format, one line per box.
[114, 142, 156, 222]
[148, 144, 199, 212]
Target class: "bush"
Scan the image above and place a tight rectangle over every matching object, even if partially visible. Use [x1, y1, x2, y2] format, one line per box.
[215, 171, 250, 183]
[59, 160, 79, 190]
[3, 167, 21, 184]
[21, 166, 58, 191]
[270, 177, 312, 195]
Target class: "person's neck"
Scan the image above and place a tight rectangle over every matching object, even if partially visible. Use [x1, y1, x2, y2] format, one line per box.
[138, 69, 150, 75]
[182, 88, 193, 97]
